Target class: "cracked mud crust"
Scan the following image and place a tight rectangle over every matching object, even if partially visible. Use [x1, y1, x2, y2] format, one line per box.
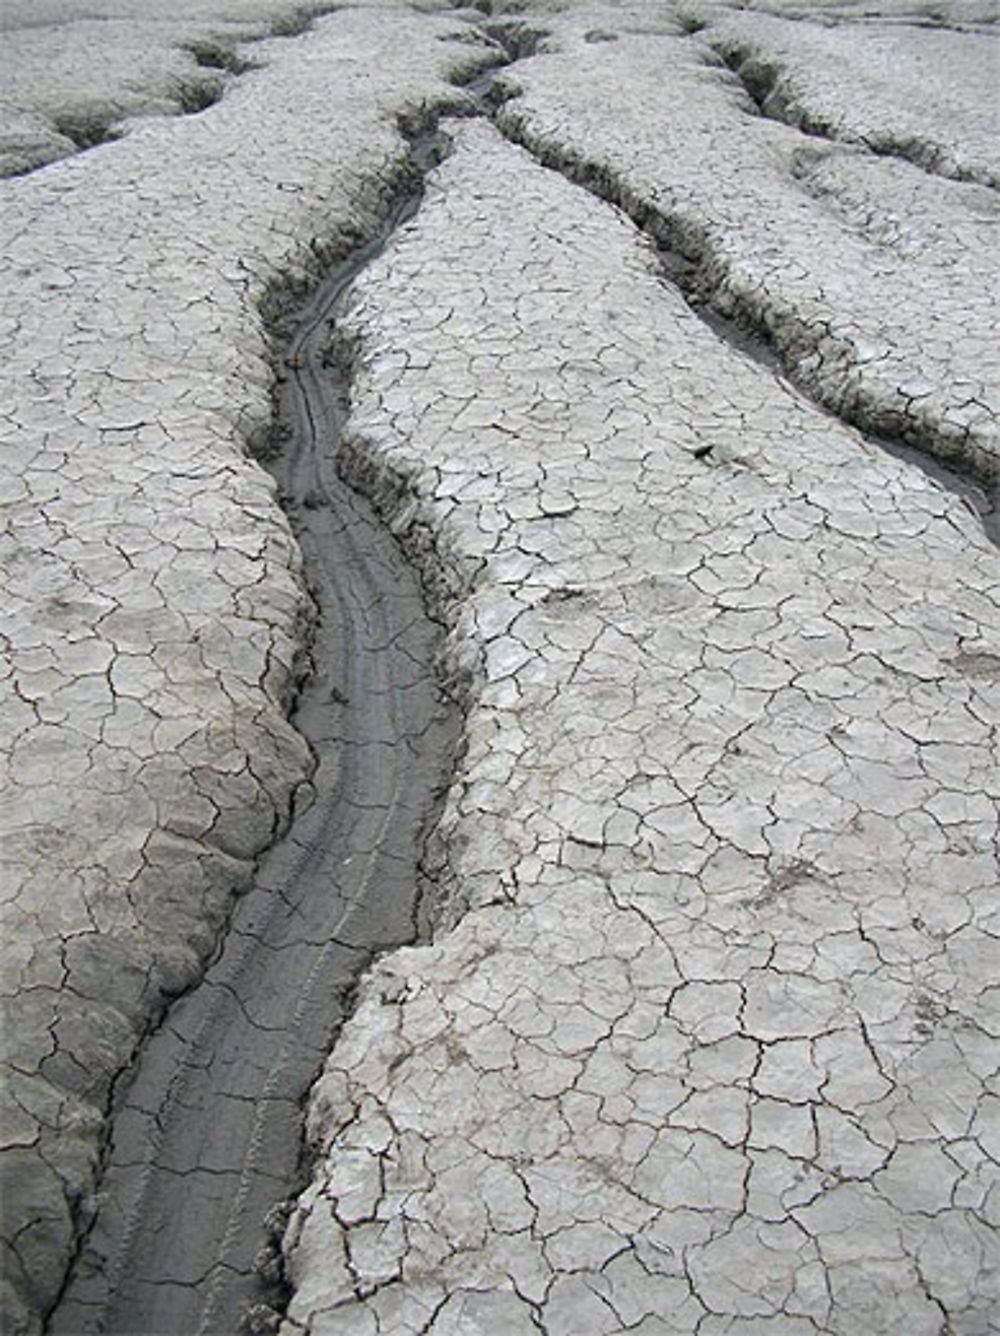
[45, 125, 465, 1336]
[2, 0, 998, 1334]
[0, 1, 342, 178]
[493, 8, 1000, 490]
[0, 6, 497, 1332]
[274, 19, 998, 1336]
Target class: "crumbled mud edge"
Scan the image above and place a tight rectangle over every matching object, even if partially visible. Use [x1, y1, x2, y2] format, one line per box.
[256, 117, 477, 349]
[708, 36, 1000, 189]
[334, 423, 485, 929]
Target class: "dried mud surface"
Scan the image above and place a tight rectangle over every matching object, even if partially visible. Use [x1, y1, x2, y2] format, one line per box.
[2, 1, 998, 1334]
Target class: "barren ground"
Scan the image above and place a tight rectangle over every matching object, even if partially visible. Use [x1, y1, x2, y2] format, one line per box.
[1, 1, 997, 1333]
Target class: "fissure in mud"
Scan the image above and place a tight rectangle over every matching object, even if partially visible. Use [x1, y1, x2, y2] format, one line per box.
[46, 132, 460, 1336]
[492, 111, 1000, 542]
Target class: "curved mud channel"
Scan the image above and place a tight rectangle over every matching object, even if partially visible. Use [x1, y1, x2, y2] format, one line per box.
[47, 174, 458, 1336]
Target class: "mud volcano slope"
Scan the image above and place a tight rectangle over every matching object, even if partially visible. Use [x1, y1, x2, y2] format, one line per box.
[4, 2, 999, 1335]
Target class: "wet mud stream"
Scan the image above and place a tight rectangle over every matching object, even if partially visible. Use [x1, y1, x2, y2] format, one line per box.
[47, 146, 458, 1336]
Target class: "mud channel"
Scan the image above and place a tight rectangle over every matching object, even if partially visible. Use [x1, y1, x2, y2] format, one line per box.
[46, 135, 460, 1336]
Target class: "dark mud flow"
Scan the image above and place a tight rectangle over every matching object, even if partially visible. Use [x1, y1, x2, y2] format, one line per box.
[47, 180, 459, 1336]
